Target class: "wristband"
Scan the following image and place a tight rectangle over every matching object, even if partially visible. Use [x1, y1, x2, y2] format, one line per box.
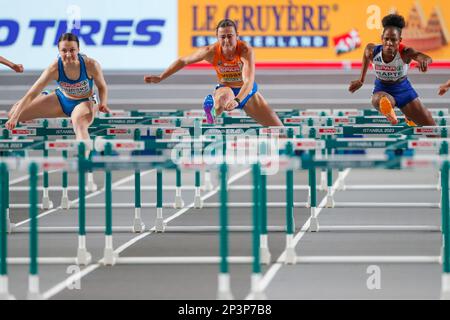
[234, 97, 241, 107]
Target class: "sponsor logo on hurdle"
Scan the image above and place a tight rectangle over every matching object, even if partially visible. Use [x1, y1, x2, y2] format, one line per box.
[300, 110, 331, 116]
[414, 127, 441, 134]
[318, 127, 342, 135]
[402, 158, 435, 169]
[106, 128, 132, 135]
[45, 140, 93, 150]
[284, 118, 302, 124]
[408, 140, 440, 149]
[294, 139, 325, 150]
[10, 128, 37, 136]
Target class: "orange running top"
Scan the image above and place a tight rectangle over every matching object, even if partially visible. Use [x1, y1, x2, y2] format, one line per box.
[212, 40, 244, 86]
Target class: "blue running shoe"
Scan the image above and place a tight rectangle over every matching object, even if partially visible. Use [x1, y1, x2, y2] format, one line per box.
[203, 94, 215, 124]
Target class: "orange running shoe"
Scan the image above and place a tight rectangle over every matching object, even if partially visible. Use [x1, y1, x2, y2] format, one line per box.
[404, 116, 416, 127]
[379, 96, 398, 125]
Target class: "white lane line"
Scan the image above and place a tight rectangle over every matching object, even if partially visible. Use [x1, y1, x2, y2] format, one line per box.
[42, 167, 252, 300]
[14, 169, 156, 227]
[253, 169, 352, 296]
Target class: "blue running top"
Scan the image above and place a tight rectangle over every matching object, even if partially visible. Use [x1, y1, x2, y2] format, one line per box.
[57, 54, 94, 98]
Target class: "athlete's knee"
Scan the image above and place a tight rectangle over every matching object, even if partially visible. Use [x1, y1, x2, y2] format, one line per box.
[72, 117, 89, 132]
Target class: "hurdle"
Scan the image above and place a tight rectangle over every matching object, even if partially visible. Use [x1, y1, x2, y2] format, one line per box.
[295, 153, 450, 300]
[0, 157, 82, 300]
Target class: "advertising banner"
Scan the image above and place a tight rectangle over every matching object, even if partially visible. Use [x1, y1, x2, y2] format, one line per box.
[0, 0, 178, 70]
[178, 0, 450, 63]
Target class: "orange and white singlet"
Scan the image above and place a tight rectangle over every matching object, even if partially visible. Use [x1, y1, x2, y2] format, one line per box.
[212, 40, 244, 86]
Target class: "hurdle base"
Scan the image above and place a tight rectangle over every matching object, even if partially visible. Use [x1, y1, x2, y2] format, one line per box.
[154, 217, 166, 233]
[336, 171, 346, 191]
[133, 220, 146, 233]
[0, 277, 15, 300]
[201, 183, 214, 192]
[441, 274, 450, 300]
[76, 249, 92, 266]
[326, 193, 335, 208]
[60, 196, 71, 210]
[309, 209, 319, 232]
[217, 274, 234, 300]
[260, 247, 271, 265]
[194, 196, 203, 209]
[133, 208, 145, 233]
[41, 197, 54, 210]
[7, 210, 15, 234]
[103, 249, 118, 266]
[247, 274, 266, 300]
[284, 248, 297, 265]
[173, 196, 185, 209]
[27, 276, 43, 300]
[86, 182, 98, 192]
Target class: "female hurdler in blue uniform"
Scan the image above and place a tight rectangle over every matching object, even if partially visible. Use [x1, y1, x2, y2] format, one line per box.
[349, 14, 435, 126]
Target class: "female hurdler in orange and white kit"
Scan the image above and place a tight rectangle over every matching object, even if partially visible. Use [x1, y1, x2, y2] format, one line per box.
[144, 19, 283, 126]
[349, 14, 435, 126]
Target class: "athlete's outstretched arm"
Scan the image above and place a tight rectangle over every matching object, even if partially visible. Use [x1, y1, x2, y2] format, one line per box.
[144, 46, 213, 84]
[89, 58, 110, 113]
[349, 43, 375, 93]
[224, 44, 255, 111]
[0, 56, 23, 73]
[403, 47, 432, 72]
[5, 63, 57, 130]
[439, 80, 450, 96]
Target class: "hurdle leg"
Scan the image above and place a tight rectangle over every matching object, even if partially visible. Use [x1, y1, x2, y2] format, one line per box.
[248, 163, 266, 300]
[326, 168, 335, 207]
[133, 170, 145, 233]
[27, 163, 43, 300]
[60, 145, 70, 209]
[336, 168, 346, 191]
[259, 172, 271, 265]
[76, 146, 92, 265]
[194, 171, 203, 209]
[86, 172, 98, 192]
[154, 169, 165, 232]
[202, 170, 214, 192]
[103, 144, 118, 265]
[0, 163, 14, 300]
[173, 168, 184, 209]
[309, 166, 319, 232]
[326, 143, 335, 208]
[41, 146, 53, 210]
[320, 170, 327, 191]
[441, 161, 450, 299]
[217, 163, 233, 300]
[3, 170, 14, 234]
[86, 142, 98, 192]
[285, 165, 296, 264]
